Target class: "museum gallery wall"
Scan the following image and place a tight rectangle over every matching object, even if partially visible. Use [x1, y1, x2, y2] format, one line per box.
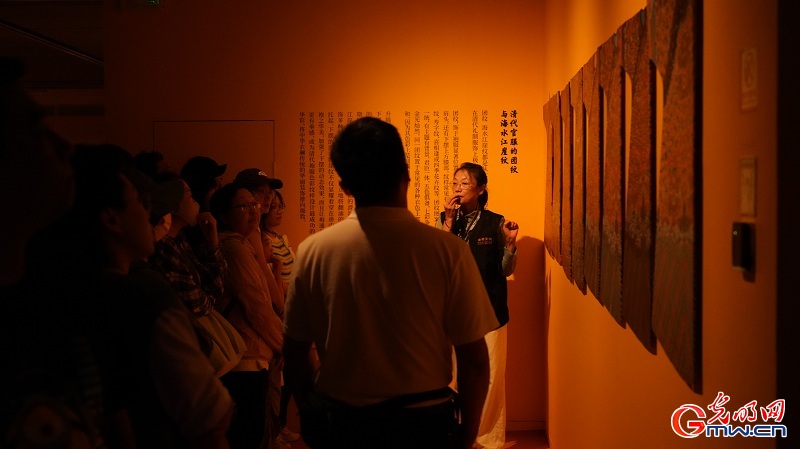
[543, 0, 702, 392]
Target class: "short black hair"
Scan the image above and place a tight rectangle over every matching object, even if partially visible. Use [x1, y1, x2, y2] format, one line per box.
[330, 117, 409, 205]
[71, 143, 135, 217]
[133, 150, 164, 178]
[66, 144, 139, 261]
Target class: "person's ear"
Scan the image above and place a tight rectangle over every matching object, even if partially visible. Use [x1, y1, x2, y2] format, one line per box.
[338, 180, 352, 197]
[216, 210, 230, 228]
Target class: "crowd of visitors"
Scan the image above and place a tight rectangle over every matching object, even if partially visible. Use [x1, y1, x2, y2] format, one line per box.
[1, 57, 518, 449]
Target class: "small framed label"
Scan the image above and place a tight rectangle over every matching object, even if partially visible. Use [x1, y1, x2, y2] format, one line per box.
[740, 157, 756, 216]
[741, 47, 758, 112]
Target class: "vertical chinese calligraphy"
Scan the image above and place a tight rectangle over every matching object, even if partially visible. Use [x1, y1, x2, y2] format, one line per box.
[501, 109, 520, 174]
[481, 110, 489, 171]
[423, 113, 432, 225]
[308, 112, 316, 234]
[299, 113, 307, 221]
[433, 112, 441, 225]
[472, 111, 479, 163]
[318, 112, 326, 230]
[337, 112, 346, 222]
[327, 112, 335, 227]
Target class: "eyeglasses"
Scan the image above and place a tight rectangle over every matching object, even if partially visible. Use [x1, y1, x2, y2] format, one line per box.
[269, 203, 286, 212]
[229, 202, 261, 213]
[452, 181, 474, 191]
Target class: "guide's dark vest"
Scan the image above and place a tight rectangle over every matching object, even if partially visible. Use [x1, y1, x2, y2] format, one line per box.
[442, 209, 509, 327]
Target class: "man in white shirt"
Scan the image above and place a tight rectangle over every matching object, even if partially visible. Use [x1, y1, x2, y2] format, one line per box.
[284, 117, 498, 449]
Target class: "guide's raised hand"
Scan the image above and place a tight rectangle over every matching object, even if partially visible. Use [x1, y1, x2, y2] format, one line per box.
[443, 193, 461, 229]
[502, 219, 519, 248]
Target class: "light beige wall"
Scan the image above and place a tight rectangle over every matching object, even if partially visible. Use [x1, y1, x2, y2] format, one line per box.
[543, 0, 778, 448]
[104, 0, 549, 429]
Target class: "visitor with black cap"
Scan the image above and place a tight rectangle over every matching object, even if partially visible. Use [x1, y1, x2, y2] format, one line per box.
[232, 168, 286, 303]
[232, 168, 289, 449]
[233, 168, 283, 211]
[181, 155, 228, 211]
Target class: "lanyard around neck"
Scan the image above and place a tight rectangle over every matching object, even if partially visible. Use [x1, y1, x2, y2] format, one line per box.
[457, 209, 481, 242]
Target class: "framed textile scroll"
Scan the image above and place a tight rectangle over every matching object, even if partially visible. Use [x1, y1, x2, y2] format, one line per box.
[570, 69, 587, 294]
[622, 10, 657, 353]
[598, 33, 625, 326]
[549, 95, 563, 263]
[544, 0, 702, 392]
[544, 101, 554, 257]
[650, 0, 703, 392]
[583, 55, 602, 302]
[544, 95, 561, 259]
[560, 86, 573, 282]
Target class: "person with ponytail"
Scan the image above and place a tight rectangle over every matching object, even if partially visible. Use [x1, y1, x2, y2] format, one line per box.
[440, 162, 519, 449]
[149, 172, 228, 318]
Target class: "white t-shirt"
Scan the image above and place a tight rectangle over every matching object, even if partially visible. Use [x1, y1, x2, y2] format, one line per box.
[285, 207, 498, 405]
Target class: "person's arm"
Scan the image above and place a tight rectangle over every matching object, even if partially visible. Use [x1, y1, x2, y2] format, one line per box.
[262, 235, 287, 299]
[442, 193, 461, 232]
[266, 266, 285, 314]
[224, 237, 284, 352]
[272, 258, 284, 286]
[150, 306, 234, 449]
[453, 338, 490, 449]
[193, 241, 228, 307]
[283, 335, 318, 405]
[498, 218, 519, 276]
[151, 239, 216, 316]
[248, 229, 285, 313]
[192, 213, 228, 302]
[196, 211, 220, 252]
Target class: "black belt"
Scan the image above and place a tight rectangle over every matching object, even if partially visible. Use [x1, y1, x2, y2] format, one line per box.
[325, 387, 456, 414]
[374, 387, 455, 410]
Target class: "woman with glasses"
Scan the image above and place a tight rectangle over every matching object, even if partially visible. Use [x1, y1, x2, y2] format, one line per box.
[210, 183, 284, 449]
[439, 162, 519, 449]
[234, 168, 287, 311]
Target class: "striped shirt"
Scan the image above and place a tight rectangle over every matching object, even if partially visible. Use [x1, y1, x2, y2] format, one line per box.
[263, 230, 295, 292]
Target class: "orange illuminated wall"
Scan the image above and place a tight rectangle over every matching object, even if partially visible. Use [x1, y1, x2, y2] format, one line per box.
[102, 0, 782, 446]
[543, 0, 778, 448]
[104, 0, 549, 431]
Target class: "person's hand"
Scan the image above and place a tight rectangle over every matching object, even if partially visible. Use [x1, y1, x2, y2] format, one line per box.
[197, 212, 219, 247]
[502, 220, 519, 248]
[267, 253, 283, 269]
[443, 193, 461, 230]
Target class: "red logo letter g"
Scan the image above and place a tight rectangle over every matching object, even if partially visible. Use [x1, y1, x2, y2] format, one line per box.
[672, 404, 706, 438]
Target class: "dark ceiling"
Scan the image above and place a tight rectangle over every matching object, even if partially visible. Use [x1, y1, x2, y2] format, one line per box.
[0, 0, 103, 89]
